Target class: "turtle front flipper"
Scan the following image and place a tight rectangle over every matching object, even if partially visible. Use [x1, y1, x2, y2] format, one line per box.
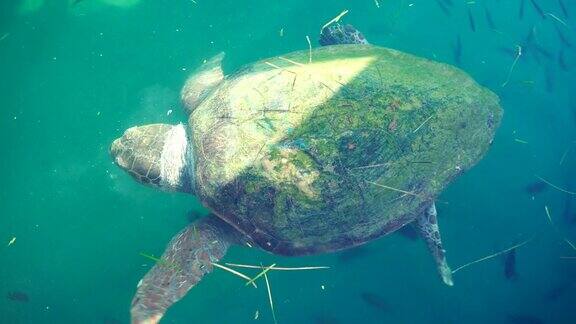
[131, 215, 242, 323]
[181, 52, 225, 115]
[415, 203, 454, 286]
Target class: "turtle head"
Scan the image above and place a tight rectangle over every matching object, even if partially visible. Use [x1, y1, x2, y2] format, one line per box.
[110, 123, 194, 193]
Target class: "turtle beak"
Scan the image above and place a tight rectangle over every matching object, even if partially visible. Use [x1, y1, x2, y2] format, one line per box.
[110, 125, 149, 172]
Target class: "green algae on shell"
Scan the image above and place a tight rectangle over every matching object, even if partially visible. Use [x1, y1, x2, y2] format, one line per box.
[189, 44, 502, 256]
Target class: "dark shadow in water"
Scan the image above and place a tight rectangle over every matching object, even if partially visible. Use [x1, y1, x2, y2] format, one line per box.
[503, 248, 517, 280]
[507, 314, 544, 324]
[336, 245, 370, 262]
[360, 292, 390, 313]
[543, 281, 574, 303]
[101, 317, 121, 324]
[312, 314, 340, 324]
[561, 189, 576, 225]
[524, 181, 547, 195]
[396, 223, 420, 241]
[186, 210, 206, 223]
[7, 291, 29, 303]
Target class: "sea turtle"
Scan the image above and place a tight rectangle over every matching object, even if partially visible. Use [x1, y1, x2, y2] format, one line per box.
[110, 24, 502, 323]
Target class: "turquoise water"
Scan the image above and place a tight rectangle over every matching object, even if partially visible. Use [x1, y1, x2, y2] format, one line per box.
[1, 0, 575, 323]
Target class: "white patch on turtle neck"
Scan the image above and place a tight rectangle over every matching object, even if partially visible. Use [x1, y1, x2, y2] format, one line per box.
[160, 124, 188, 190]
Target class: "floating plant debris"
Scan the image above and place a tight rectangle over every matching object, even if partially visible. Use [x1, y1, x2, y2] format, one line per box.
[212, 262, 257, 288]
[245, 263, 277, 286]
[452, 238, 534, 274]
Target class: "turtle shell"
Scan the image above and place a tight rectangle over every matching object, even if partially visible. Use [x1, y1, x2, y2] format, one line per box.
[189, 44, 502, 256]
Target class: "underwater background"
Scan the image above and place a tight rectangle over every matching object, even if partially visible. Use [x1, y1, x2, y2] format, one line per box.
[1, 0, 576, 323]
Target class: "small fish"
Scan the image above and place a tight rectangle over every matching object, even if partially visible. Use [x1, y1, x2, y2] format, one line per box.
[525, 181, 547, 194]
[484, 6, 496, 30]
[518, 27, 553, 65]
[545, 68, 554, 92]
[507, 314, 544, 324]
[453, 35, 462, 65]
[555, 25, 572, 48]
[558, 0, 568, 18]
[433, 0, 452, 16]
[530, 48, 543, 65]
[440, 0, 454, 7]
[7, 291, 29, 303]
[543, 282, 572, 302]
[562, 193, 576, 224]
[519, 0, 526, 19]
[361, 292, 389, 312]
[7, 237, 16, 246]
[504, 248, 517, 280]
[0, 33, 9, 42]
[524, 26, 536, 45]
[533, 45, 553, 60]
[468, 8, 476, 32]
[521, 80, 535, 86]
[558, 49, 569, 71]
[497, 46, 516, 58]
[528, 0, 546, 19]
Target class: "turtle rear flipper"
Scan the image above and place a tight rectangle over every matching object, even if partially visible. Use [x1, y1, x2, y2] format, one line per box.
[319, 23, 369, 46]
[415, 203, 454, 286]
[131, 215, 242, 323]
[181, 52, 225, 115]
